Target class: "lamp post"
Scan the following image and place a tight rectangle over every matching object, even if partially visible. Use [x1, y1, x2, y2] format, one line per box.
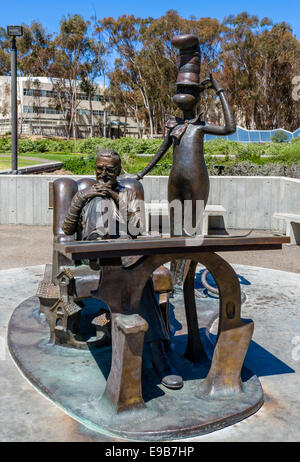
[7, 25, 23, 174]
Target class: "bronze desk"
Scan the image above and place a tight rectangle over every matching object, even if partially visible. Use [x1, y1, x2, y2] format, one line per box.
[55, 235, 289, 415]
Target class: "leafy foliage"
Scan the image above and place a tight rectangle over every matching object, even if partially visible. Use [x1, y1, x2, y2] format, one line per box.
[1, 136, 300, 176]
[208, 160, 300, 178]
[271, 130, 290, 143]
[0, 136, 11, 152]
[63, 136, 300, 177]
[65, 137, 173, 175]
[0, 137, 76, 153]
[1, 12, 299, 138]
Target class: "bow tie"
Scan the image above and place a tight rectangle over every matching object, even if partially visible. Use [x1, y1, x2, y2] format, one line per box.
[166, 112, 204, 141]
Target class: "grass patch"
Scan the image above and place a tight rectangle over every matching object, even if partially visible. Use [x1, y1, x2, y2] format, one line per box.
[0, 158, 41, 170]
[21, 152, 87, 162]
[1, 151, 87, 161]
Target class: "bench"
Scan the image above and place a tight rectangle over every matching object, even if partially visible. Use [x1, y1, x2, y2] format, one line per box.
[202, 205, 228, 235]
[145, 202, 228, 235]
[273, 213, 300, 245]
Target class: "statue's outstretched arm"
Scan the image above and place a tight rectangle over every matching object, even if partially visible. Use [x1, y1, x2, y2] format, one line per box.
[202, 76, 236, 136]
[136, 131, 173, 180]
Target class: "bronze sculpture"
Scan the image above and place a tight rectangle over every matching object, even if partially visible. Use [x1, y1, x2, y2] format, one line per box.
[8, 32, 292, 441]
[61, 149, 183, 390]
[136, 34, 236, 236]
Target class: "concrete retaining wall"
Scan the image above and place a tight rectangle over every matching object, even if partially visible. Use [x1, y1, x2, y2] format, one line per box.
[0, 174, 299, 231]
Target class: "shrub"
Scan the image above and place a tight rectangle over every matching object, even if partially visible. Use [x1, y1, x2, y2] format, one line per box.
[204, 137, 232, 156]
[0, 136, 11, 152]
[271, 130, 290, 143]
[207, 160, 300, 178]
[291, 136, 300, 144]
[266, 143, 300, 164]
[62, 156, 95, 175]
[0, 137, 77, 154]
[18, 138, 76, 153]
[77, 137, 164, 157]
[18, 139, 48, 153]
[49, 139, 75, 153]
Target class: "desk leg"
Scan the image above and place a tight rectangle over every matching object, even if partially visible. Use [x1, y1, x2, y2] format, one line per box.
[203, 319, 253, 396]
[101, 313, 148, 414]
[197, 252, 254, 396]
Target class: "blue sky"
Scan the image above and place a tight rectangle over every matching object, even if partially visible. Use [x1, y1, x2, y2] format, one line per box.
[1, 0, 300, 38]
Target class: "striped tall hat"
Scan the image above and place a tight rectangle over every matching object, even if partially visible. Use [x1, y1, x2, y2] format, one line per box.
[171, 34, 201, 86]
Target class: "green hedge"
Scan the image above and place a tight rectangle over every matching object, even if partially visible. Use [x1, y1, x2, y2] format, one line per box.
[64, 136, 300, 176]
[204, 137, 283, 158]
[0, 137, 11, 153]
[1, 134, 299, 159]
[0, 136, 77, 153]
[1, 135, 300, 176]
[207, 160, 300, 177]
[63, 137, 173, 175]
[76, 137, 164, 156]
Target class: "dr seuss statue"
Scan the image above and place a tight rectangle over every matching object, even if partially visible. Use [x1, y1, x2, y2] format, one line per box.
[62, 150, 183, 390]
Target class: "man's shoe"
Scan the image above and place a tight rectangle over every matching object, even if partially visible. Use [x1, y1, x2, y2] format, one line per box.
[161, 374, 183, 390]
[150, 340, 183, 390]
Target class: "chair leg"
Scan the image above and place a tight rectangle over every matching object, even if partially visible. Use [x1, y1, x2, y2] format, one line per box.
[158, 292, 171, 335]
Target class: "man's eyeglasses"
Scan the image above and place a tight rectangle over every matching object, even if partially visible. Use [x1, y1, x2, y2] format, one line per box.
[96, 165, 119, 175]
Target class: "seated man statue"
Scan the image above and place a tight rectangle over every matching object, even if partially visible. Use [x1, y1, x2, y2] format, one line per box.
[62, 149, 183, 390]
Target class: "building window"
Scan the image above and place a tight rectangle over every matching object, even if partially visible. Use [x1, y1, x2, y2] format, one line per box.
[93, 110, 104, 116]
[23, 88, 53, 98]
[77, 109, 104, 117]
[77, 108, 90, 116]
[24, 88, 103, 102]
[23, 106, 62, 114]
[23, 105, 34, 113]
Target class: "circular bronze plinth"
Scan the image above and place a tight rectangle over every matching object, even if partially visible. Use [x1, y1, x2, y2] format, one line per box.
[8, 295, 263, 441]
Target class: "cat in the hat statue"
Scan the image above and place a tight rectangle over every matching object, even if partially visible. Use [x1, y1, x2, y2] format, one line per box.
[135, 34, 236, 236]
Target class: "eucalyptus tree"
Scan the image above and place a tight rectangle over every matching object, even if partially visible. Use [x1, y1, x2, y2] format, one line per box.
[256, 22, 300, 130]
[99, 11, 223, 137]
[0, 27, 10, 75]
[1, 11, 299, 136]
[48, 14, 96, 138]
[220, 12, 300, 130]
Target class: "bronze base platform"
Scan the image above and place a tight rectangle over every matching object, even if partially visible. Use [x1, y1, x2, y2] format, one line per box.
[8, 291, 263, 441]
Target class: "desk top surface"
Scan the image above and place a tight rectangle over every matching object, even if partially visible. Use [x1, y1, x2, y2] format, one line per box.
[55, 234, 290, 259]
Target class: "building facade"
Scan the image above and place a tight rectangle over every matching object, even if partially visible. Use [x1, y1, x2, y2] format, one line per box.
[0, 76, 140, 138]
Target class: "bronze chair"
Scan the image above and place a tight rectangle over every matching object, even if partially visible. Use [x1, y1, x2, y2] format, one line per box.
[37, 176, 173, 348]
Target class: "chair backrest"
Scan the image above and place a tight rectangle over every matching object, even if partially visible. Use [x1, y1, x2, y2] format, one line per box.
[52, 176, 145, 241]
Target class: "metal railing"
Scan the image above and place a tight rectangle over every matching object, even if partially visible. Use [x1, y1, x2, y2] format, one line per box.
[204, 126, 300, 143]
